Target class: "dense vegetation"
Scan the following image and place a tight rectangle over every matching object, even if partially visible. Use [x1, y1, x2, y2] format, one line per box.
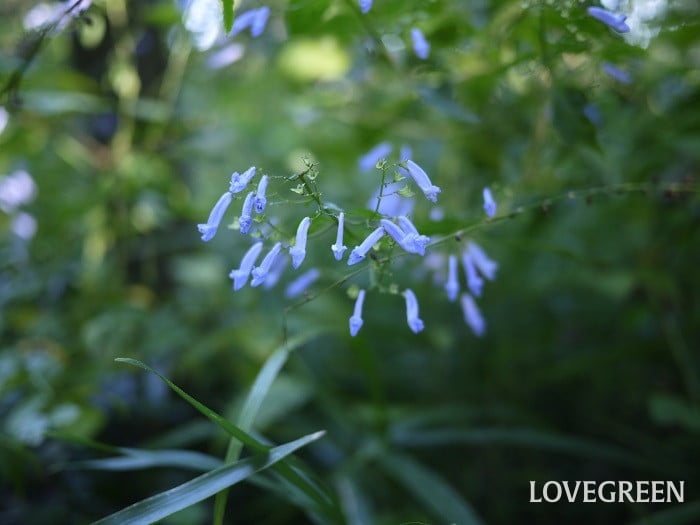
[1, 0, 698, 523]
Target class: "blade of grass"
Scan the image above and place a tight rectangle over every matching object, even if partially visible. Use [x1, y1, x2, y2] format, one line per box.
[379, 452, 484, 525]
[115, 358, 267, 453]
[214, 330, 329, 524]
[73, 449, 222, 472]
[391, 426, 681, 474]
[116, 354, 342, 523]
[91, 430, 325, 525]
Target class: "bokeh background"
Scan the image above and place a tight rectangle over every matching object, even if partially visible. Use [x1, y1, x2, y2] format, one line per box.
[1, 0, 699, 523]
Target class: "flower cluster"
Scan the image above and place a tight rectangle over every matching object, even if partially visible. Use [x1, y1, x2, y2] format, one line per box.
[197, 153, 499, 339]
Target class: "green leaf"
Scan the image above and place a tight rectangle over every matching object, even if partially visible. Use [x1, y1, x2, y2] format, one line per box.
[391, 426, 676, 474]
[115, 358, 266, 453]
[91, 430, 325, 525]
[74, 448, 222, 472]
[379, 452, 484, 525]
[222, 0, 234, 34]
[628, 501, 700, 525]
[215, 331, 333, 523]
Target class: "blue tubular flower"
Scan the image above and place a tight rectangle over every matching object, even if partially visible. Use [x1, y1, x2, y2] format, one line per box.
[250, 6, 270, 37]
[230, 7, 270, 38]
[238, 191, 255, 235]
[445, 254, 459, 302]
[405, 160, 441, 203]
[380, 218, 429, 256]
[254, 175, 268, 214]
[285, 268, 320, 298]
[359, 142, 393, 172]
[461, 250, 484, 297]
[289, 216, 311, 269]
[483, 187, 497, 218]
[380, 218, 406, 245]
[602, 62, 632, 84]
[251, 242, 282, 287]
[198, 191, 232, 241]
[359, 0, 372, 14]
[587, 6, 630, 33]
[349, 289, 366, 336]
[460, 293, 485, 336]
[397, 216, 430, 255]
[404, 289, 425, 334]
[331, 212, 347, 261]
[262, 252, 287, 289]
[367, 182, 415, 217]
[348, 226, 385, 265]
[467, 242, 498, 281]
[410, 28, 430, 59]
[229, 242, 263, 291]
[229, 167, 257, 193]
[398, 145, 412, 176]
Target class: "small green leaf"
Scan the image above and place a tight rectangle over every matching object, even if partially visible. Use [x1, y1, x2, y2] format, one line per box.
[222, 0, 234, 34]
[397, 185, 415, 198]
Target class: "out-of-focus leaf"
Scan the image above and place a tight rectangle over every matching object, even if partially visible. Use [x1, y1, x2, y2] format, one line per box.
[391, 426, 676, 474]
[629, 501, 700, 525]
[379, 452, 484, 525]
[74, 448, 223, 472]
[649, 394, 700, 433]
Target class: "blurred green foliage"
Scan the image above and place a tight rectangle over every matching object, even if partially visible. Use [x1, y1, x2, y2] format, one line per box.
[1, 0, 699, 524]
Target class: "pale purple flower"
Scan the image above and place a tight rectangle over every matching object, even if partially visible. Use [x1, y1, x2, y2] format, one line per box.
[0, 106, 8, 136]
[367, 182, 415, 217]
[348, 226, 385, 265]
[380, 217, 429, 256]
[11, 212, 37, 240]
[262, 252, 287, 289]
[229, 242, 263, 291]
[251, 241, 282, 287]
[445, 254, 459, 302]
[229, 167, 257, 194]
[398, 144, 412, 176]
[404, 289, 425, 334]
[483, 187, 497, 218]
[467, 242, 498, 281]
[198, 191, 232, 241]
[404, 160, 441, 203]
[460, 293, 485, 336]
[238, 191, 255, 235]
[359, 142, 393, 172]
[230, 6, 270, 38]
[0, 169, 37, 213]
[429, 206, 444, 221]
[602, 62, 632, 84]
[410, 28, 430, 59]
[285, 268, 320, 298]
[253, 174, 268, 214]
[207, 43, 245, 69]
[587, 6, 630, 33]
[461, 250, 484, 297]
[331, 212, 347, 261]
[349, 289, 366, 336]
[289, 216, 311, 269]
[397, 216, 430, 255]
[359, 0, 372, 14]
